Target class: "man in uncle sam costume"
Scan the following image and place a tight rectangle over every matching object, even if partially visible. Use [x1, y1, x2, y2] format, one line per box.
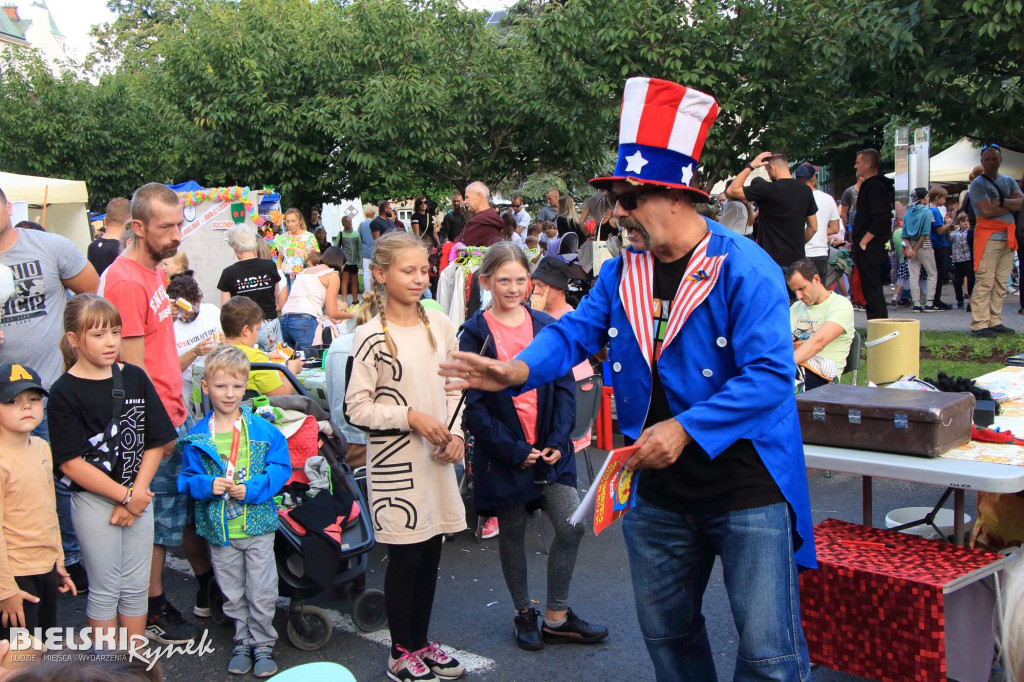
[442, 77, 814, 681]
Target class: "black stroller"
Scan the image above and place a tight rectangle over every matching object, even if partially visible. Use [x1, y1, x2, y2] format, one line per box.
[202, 363, 386, 650]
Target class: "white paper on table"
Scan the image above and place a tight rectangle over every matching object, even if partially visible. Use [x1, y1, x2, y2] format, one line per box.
[568, 450, 618, 526]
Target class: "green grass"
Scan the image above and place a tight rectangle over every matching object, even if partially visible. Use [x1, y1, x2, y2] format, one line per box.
[838, 329, 1013, 385]
[918, 330, 1024, 362]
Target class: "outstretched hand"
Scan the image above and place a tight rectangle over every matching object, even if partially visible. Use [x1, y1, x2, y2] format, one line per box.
[439, 353, 529, 392]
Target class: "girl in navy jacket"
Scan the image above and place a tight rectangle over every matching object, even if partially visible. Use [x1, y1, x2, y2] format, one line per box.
[460, 243, 608, 651]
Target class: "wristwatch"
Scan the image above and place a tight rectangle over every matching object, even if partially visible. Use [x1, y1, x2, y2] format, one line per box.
[746, 163, 755, 171]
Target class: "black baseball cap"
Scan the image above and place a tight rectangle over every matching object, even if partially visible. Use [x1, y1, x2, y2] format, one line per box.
[0, 363, 47, 403]
[532, 256, 570, 291]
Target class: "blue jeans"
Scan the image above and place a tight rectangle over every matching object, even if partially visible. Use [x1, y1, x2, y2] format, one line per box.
[622, 497, 809, 682]
[33, 409, 80, 566]
[280, 313, 317, 352]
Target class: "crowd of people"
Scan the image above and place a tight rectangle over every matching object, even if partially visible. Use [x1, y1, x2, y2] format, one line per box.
[0, 74, 1022, 682]
[718, 144, 1024, 339]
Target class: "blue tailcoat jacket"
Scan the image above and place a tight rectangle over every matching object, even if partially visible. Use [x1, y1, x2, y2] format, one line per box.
[517, 219, 816, 569]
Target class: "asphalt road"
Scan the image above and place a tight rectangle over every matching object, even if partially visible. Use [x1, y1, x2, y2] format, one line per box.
[53, 463, 976, 682]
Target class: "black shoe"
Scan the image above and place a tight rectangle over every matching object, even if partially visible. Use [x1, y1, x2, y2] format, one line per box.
[990, 324, 1016, 334]
[971, 328, 997, 338]
[146, 600, 201, 644]
[65, 561, 88, 595]
[194, 578, 222, 618]
[932, 302, 953, 310]
[541, 608, 609, 644]
[513, 608, 543, 651]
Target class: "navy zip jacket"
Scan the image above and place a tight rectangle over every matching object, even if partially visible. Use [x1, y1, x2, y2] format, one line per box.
[459, 307, 577, 516]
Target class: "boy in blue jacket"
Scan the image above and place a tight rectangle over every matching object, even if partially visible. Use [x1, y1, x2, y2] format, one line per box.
[178, 345, 290, 678]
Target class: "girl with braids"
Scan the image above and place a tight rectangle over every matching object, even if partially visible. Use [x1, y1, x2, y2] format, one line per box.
[344, 232, 466, 682]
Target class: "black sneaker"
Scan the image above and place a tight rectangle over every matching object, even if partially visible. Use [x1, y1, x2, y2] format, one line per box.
[513, 608, 543, 651]
[541, 608, 609, 644]
[65, 561, 88, 595]
[146, 600, 201, 644]
[971, 328, 997, 338]
[990, 324, 1016, 334]
[932, 302, 953, 310]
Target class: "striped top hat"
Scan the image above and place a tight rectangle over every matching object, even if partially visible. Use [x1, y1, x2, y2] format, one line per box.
[591, 77, 719, 201]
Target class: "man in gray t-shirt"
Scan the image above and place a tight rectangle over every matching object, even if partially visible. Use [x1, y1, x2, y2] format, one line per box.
[0, 186, 99, 579]
[0, 215, 98, 388]
[967, 145, 1024, 336]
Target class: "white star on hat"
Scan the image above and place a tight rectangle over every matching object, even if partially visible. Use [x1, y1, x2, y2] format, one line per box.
[624, 151, 649, 174]
[681, 166, 694, 185]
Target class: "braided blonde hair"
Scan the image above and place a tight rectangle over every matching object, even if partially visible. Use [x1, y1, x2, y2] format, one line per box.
[370, 232, 437, 359]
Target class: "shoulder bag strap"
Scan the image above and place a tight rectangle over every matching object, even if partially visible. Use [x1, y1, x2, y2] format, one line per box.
[111, 362, 125, 418]
[980, 174, 1006, 200]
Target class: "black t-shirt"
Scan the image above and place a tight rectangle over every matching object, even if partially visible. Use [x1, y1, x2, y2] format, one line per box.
[411, 213, 431, 238]
[47, 364, 177, 486]
[87, 237, 121, 275]
[744, 178, 817, 267]
[217, 258, 282, 321]
[636, 253, 784, 515]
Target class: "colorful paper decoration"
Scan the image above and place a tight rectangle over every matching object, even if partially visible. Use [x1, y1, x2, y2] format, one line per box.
[176, 186, 266, 227]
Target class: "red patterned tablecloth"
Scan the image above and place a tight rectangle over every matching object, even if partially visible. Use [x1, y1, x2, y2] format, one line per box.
[800, 519, 1003, 682]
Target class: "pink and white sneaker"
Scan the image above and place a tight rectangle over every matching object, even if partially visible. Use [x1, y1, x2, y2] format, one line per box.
[387, 646, 437, 682]
[481, 517, 499, 539]
[416, 642, 465, 680]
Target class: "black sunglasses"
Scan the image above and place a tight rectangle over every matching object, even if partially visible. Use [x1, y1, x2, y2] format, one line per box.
[608, 185, 667, 211]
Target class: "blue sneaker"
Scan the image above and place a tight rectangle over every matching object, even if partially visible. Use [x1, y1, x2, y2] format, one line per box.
[253, 646, 278, 678]
[228, 645, 252, 675]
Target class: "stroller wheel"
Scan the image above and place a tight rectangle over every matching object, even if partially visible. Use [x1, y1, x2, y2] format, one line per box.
[286, 605, 334, 651]
[351, 589, 387, 632]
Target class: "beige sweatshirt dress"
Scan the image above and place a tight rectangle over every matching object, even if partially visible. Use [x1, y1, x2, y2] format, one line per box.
[344, 309, 467, 544]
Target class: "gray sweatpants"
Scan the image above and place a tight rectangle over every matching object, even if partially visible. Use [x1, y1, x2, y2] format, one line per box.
[209, 533, 278, 647]
[496, 482, 584, 612]
[71, 490, 154, 621]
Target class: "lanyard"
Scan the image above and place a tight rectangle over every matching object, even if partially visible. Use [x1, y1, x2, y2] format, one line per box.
[212, 418, 243, 484]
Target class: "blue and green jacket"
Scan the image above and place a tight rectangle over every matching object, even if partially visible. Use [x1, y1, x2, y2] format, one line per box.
[177, 406, 291, 546]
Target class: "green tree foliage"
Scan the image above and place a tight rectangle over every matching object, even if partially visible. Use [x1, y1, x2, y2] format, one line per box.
[839, 0, 1024, 150]
[1, 0, 1021, 212]
[0, 51, 198, 207]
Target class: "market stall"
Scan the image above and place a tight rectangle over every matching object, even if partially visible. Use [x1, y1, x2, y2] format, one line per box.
[800, 364, 1024, 681]
[0, 171, 91, 251]
[172, 183, 266, 299]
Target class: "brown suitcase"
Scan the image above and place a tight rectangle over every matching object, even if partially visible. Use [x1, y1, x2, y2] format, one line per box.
[796, 384, 975, 457]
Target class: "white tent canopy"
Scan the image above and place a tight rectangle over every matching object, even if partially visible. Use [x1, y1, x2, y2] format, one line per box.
[0, 172, 91, 252]
[709, 166, 771, 197]
[898, 138, 1024, 185]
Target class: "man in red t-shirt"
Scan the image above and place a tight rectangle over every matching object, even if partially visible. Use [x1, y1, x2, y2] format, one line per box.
[102, 182, 211, 644]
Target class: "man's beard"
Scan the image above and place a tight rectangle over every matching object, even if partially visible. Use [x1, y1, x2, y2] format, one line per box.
[148, 241, 179, 262]
[618, 217, 651, 250]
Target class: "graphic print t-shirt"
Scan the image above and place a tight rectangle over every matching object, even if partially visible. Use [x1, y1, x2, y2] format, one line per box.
[101, 256, 187, 427]
[0, 228, 89, 388]
[47, 363, 178, 487]
[217, 259, 281, 321]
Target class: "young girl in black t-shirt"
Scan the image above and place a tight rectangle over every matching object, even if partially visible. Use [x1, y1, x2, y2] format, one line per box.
[47, 294, 177, 649]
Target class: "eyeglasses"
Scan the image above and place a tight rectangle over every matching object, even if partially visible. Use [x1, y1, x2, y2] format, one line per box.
[512, 203, 522, 209]
[608, 185, 666, 211]
[982, 144, 1001, 153]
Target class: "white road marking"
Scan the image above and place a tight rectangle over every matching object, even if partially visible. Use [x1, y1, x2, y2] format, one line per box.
[163, 555, 496, 672]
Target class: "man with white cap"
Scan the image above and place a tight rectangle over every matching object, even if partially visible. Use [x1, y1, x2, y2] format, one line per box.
[442, 77, 814, 681]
